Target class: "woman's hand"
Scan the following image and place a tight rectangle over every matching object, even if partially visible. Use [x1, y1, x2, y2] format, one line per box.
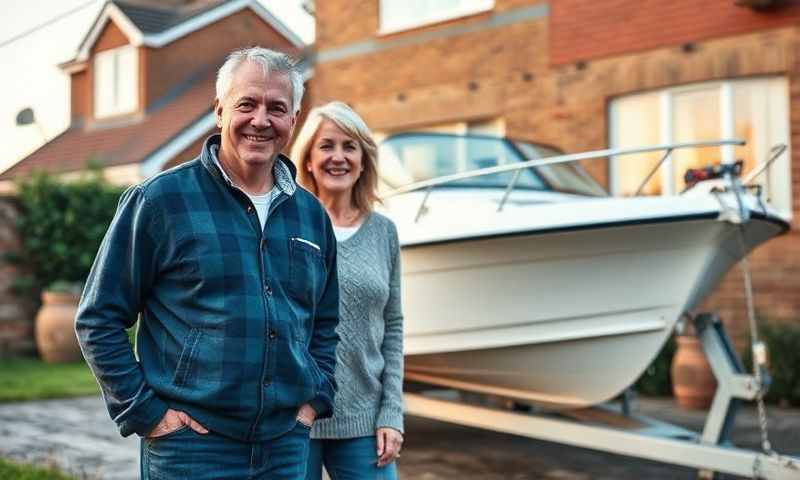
[376, 427, 403, 467]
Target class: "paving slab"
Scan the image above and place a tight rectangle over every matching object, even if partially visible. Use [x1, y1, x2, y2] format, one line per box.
[1, 395, 798, 479]
[0, 396, 139, 479]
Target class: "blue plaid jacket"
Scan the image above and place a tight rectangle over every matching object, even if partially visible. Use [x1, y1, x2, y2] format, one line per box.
[76, 134, 340, 441]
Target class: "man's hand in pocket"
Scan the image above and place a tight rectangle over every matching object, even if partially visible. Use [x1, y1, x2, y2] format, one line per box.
[146, 409, 209, 438]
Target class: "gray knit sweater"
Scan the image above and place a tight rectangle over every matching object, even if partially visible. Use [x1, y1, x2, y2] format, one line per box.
[311, 212, 404, 439]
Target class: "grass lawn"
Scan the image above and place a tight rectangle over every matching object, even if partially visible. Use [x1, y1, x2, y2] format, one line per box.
[0, 458, 73, 480]
[0, 357, 98, 403]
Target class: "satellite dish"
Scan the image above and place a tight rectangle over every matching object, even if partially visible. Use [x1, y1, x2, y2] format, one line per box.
[16, 107, 35, 126]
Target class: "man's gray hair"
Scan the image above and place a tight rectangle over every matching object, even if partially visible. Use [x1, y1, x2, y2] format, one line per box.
[215, 47, 304, 114]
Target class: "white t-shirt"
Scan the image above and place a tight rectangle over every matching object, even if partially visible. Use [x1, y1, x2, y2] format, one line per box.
[333, 223, 361, 242]
[246, 191, 271, 230]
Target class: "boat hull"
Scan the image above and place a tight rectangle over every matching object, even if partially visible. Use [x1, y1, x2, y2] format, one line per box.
[400, 214, 784, 409]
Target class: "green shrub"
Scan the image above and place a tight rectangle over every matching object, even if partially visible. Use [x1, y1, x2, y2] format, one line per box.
[634, 334, 676, 396]
[11, 170, 125, 298]
[742, 322, 800, 407]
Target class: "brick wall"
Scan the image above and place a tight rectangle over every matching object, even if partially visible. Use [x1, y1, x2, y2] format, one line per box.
[0, 197, 37, 358]
[550, 0, 800, 66]
[93, 20, 129, 54]
[70, 69, 89, 124]
[311, 0, 800, 341]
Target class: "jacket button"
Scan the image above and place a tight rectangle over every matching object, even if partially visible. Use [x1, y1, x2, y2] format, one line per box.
[247, 205, 254, 213]
[265, 285, 272, 296]
[269, 330, 277, 339]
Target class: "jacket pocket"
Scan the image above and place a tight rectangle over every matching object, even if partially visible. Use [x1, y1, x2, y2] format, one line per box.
[273, 339, 318, 409]
[287, 238, 326, 321]
[172, 328, 202, 387]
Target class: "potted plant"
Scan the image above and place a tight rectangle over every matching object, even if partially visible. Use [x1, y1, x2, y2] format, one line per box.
[35, 281, 84, 363]
[670, 315, 717, 409]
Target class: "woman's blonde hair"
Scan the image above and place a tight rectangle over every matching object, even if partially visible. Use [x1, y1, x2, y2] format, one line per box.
[290, 101, 380, 215]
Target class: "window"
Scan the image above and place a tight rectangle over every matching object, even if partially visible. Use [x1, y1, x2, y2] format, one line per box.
[609, 77, 791, 217]
[94, 46, 138, 118]
[379, 0, 493, 34]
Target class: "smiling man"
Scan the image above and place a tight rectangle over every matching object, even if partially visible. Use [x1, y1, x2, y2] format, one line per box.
[76, 47, 340, 479]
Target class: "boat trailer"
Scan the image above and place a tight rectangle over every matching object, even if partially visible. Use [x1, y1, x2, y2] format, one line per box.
[403, 313, 800, 479]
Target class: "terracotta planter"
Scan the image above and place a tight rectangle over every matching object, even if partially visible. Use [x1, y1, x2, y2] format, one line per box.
[35, 291, 83, 363]
[671, 335, 717, 409]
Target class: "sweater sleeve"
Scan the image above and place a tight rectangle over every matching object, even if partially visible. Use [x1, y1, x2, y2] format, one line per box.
[376, 221, 405, 433]
[75, 185, 169, 437]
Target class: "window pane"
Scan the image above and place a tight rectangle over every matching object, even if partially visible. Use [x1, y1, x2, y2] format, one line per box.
[116, 46, 138, 113]
[379, 134, 548, 189]
[610, 92, 662, 196]
[608, 77, 790, 215]
[733, 77, 791, 215]
[671, 88, 721, 192]
[94, 51, 115, 118]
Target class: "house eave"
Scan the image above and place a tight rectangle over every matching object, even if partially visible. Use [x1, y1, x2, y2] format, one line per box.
[68, 0, 305, 65]
[140, 0, 305, 49]
[75, 2, 145, 62]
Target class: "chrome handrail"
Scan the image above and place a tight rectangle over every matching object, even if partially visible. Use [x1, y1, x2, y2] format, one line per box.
[743, 144, 787, 186]
[381, 139, 746, 221]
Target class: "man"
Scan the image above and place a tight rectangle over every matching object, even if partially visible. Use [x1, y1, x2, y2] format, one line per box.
[76, 47, 340, 479]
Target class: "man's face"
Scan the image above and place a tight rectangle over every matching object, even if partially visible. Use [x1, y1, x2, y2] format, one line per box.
[215, 62, 296, 169]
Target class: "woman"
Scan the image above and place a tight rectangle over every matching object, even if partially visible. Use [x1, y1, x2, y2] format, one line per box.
[291, 101, 404, 480]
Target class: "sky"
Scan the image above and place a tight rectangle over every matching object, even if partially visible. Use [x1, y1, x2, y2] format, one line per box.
[0, 0, 314, 173]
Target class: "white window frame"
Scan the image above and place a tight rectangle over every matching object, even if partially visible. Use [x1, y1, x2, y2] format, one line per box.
[608, 77, 791, 218]
[378, 0, 494, 35]
[93, 45, 138, 119]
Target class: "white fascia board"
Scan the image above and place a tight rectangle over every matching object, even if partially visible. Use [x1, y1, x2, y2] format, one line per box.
[141, 0, 304, 48]
[248, 0, 304, 47]
[76, 3, 144, 62]
[140, 112, 217, 178]
[61, 62, 88, 74]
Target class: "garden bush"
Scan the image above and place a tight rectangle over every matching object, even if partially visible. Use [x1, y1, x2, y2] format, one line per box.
[9, 170, 125, 298]
[742, 321, 800, 407]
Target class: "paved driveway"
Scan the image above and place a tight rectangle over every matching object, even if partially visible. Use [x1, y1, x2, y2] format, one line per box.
[1, 395, 798, 479]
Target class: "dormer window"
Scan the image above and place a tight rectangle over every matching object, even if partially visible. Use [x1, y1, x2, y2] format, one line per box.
[94, 45, 138, 118]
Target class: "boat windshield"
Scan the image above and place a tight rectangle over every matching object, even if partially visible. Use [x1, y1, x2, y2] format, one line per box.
[378, 132, 606, 196]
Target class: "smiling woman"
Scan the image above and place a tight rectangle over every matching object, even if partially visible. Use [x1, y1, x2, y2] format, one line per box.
[290, 102, 404, 480]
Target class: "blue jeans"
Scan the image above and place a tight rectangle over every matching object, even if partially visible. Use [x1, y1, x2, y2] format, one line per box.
[306, 436, 398, 480]
[141, 422, 311, 479]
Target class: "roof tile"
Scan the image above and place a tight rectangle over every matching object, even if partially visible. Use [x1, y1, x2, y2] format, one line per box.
[114, 0, 230, 34]
[1, 70, 217, 180]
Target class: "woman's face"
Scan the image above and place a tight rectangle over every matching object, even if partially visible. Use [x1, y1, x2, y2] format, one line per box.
[307, 119, 364, 198]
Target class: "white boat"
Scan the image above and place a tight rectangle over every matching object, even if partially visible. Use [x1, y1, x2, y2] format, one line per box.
[377, 133, 788, 410]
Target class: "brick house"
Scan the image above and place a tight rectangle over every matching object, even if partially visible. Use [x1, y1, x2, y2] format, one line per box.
[0, 0, 307, 187]
[309, 0, 800, 340]
[0, 0, 308, 356]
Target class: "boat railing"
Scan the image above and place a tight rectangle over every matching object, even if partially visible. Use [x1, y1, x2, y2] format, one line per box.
[380, 138, 788, 222]
[742, 144, 787, 186]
